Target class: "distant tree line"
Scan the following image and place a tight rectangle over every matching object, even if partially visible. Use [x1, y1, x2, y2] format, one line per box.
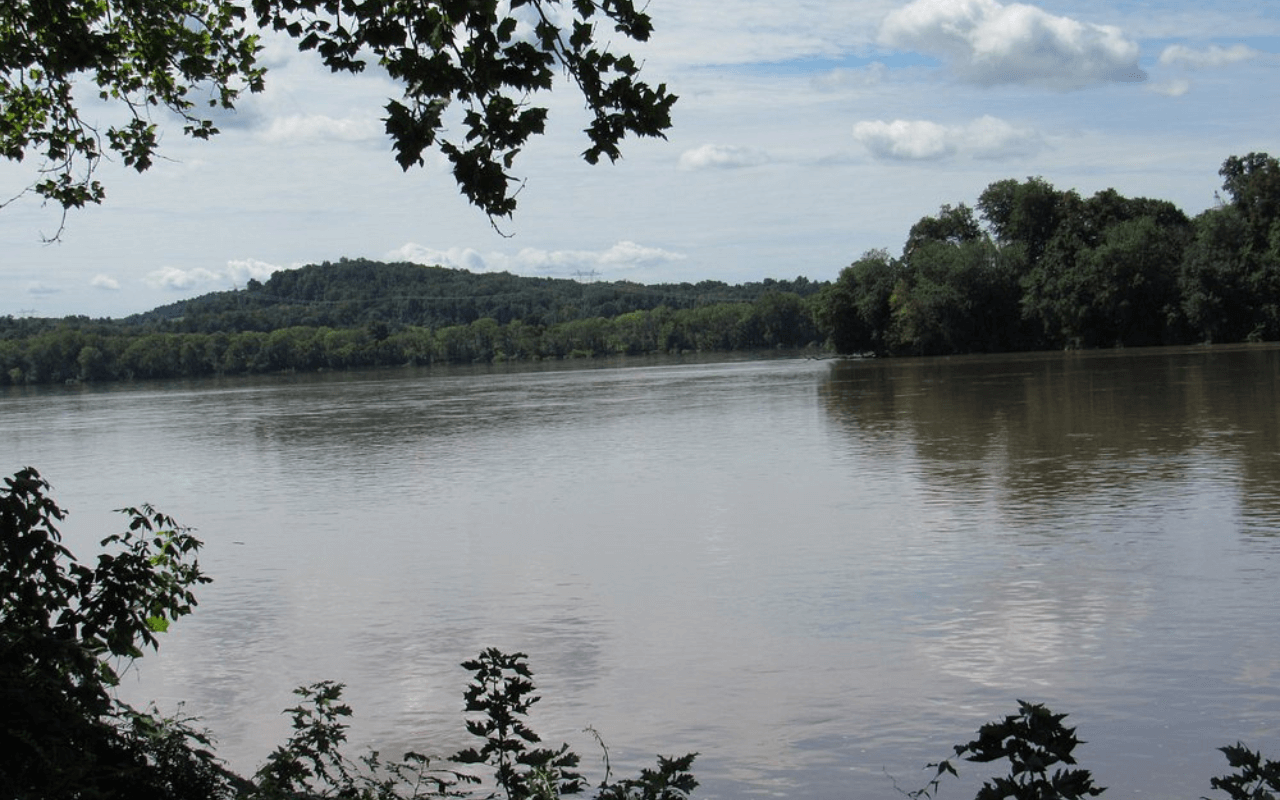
[3, 152, 1276, 385]
[816, 152, 1280, 355]
[0, 292, 822, 385]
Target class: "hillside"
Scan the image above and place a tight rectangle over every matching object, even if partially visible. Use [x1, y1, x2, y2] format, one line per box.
[125, 259, 826, 334]
[0, 261, 829, 384]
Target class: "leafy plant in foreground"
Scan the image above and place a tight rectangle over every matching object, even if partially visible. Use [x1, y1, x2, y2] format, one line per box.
[1207, 743, 1280, 800]
[451, 648, 698, 800]
[911, 701, 1104, 800]
[453, 648, 585, 800]
[0, 466, 226, 798]
[248, 680, 469, 800]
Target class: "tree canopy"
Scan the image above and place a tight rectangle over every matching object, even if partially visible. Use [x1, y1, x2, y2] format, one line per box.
[0, 0, 676, 229]
[817, 152, 1280, 356]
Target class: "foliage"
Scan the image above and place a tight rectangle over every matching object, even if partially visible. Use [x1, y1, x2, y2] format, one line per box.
[590, 750, 698, 800]
[450, 648, 697, 800]
[1208, 743, 1280, 800]
[1178, 206, 1258, 343]
[122, 261, 823, 332]
[2, 0, 675, 228]
[453, 648, 584, 800]
[1218, 153, 1280, 255]
[251, 0, 675, 220]
[0, 0, 263, 228]
[0, 268, 827, 385]
[241, 660, 698, 800]
[0, 466, 226, 799]
[904, 702, 1280, 800]
[247, 681, 469, 800]
[911, 701, 1103, 800]
[817, 152, 1280, 356]
[813, 248, 898, 355]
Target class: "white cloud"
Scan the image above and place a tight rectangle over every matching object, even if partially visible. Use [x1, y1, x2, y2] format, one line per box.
[389, 241, 687, 278]
[1148, 78, 1192, 97]
[596, 241, 688, 269]
[257, 114, 383, 144]
[878, 0, 1146, 89]
[386, 244, 489, 272]
[677, 144, 771, 171]
[144, 259, 287, 293]
[145, 266, 224, 292]
[637, 3, 891, 68]
[964, 115, 1044, 158]
[1145, 45, 1260, 97]
[1157, 44, 1259, 69]
[853, 115, 1043, 161]
[854, 120, 955, 160]
[226, 259, 285, 286]
[25, 282, 60, 296]
[90, 274, 120, 291]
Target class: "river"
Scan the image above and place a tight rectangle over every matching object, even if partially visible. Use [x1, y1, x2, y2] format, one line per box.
[4, 346, 1279, 799]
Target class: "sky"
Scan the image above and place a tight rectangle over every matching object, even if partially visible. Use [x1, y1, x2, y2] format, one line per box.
[2, 0, 1277, 318]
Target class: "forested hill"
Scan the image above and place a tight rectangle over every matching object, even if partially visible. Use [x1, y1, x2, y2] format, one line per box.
[0, 263, 828, 384]
[127, 259, 826, 333]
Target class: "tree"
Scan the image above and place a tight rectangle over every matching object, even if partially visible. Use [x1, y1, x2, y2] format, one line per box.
[0, 467, 225, 799]
[1218, 152, 1280, 254]
[1213, 153, 1280, 339]
[1070, 215, 1187, 346]
[1, 0, 676, 232]
[1178, 156, 1280, 344]
[1024, 208, 1188, 349]
[889, 237, 1022, 355]
[977, 177, 1065, 267]
[903, 203, 984, 259]
[1, 0, 263, 223]
[814, 249, 899, 355]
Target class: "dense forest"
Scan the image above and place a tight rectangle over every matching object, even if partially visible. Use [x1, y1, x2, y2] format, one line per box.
[0, 271, 825, 384]
[2, 152, 1276, 386]
[819, 152, 1280, 356]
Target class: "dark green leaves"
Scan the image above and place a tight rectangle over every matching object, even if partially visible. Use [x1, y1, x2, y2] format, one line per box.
[0, 468, 221, 796]
[0, 0, 265, 233]
[5, 0, 674, 234]
[454, 647, 585, 800]
[454, 648, 697, 800]
[253, 0, 676, 221]
[1208, 743, 1280, 800]
[908, 701, 1105, 800]
[593, 753, 699, 800]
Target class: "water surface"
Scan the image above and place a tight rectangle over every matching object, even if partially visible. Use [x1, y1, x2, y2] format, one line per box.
[4, 347, 1279, 798]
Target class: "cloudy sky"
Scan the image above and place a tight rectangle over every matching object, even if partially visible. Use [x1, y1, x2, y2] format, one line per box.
[3, 0, 1276, 317]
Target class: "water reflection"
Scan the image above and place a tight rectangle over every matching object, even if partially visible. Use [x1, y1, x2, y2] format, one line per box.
[820, 345, 1280, 539]
[819, 344, 1280, 794]
[5, 350, 1280, 799]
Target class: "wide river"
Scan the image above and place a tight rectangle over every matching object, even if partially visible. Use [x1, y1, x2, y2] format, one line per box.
[5, 346, 1280, 799]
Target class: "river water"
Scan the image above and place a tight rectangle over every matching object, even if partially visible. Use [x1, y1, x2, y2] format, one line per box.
[4, 346, 1280, 799]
